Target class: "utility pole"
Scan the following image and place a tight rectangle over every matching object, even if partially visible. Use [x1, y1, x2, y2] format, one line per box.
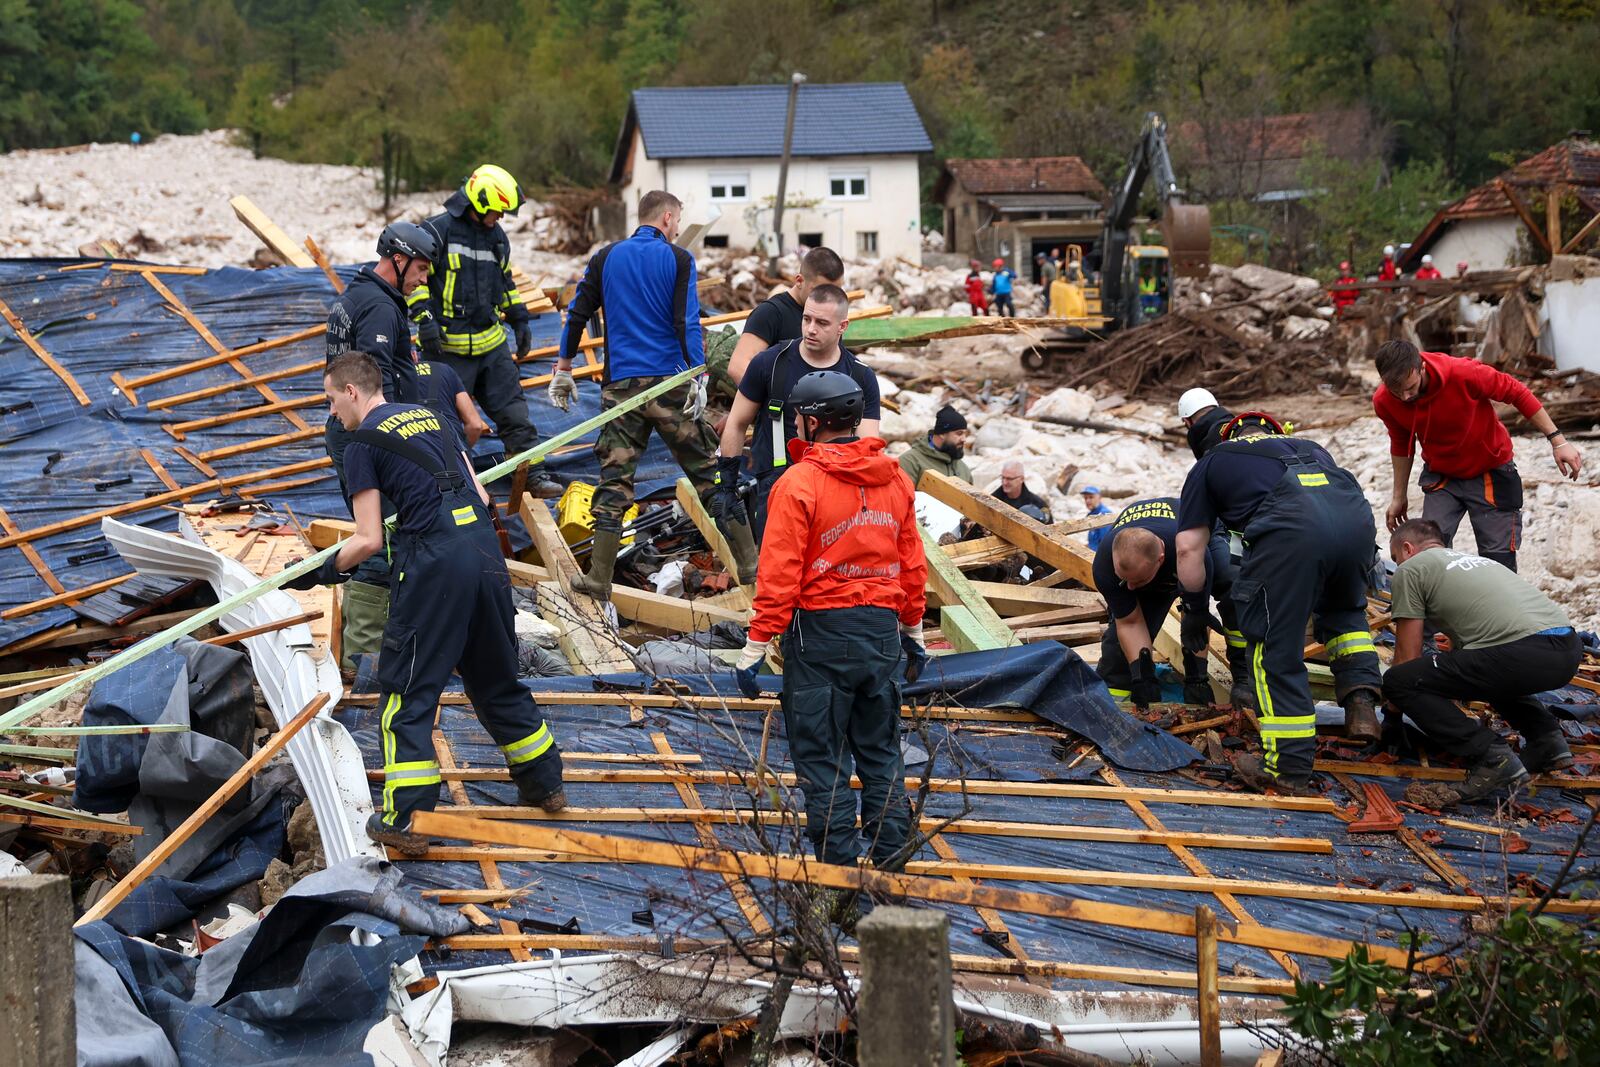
[769, 71, 806, 277]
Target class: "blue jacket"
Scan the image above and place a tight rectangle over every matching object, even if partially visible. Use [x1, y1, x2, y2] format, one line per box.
[559, 225, 703, 381]
[992, 268, 1015, 295]
[1085, 502, 1114, 551]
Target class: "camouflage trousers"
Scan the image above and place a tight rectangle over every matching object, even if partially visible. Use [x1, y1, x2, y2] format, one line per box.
[592, 375, 719, 530]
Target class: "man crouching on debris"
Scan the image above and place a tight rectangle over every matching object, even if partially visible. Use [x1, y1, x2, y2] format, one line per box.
[733, 370, 928, 871]
[1382, 518, 1578, 802]
[1174, 414, 1383, 795]
[284, 352, 565, 855]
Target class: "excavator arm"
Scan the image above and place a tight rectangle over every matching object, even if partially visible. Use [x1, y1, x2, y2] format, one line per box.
[1100, 112, 1211, 325]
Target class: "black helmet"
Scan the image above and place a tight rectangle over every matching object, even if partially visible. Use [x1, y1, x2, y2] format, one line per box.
[788, 370, 863, 430]
[377, 221, 441, 265]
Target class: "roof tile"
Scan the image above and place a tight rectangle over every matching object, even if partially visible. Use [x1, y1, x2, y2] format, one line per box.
[941, 157, 1105, 197]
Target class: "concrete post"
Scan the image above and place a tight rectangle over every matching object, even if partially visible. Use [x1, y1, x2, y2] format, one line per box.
[856, 905, 954, 1067]
[0, 874, 75, 1067]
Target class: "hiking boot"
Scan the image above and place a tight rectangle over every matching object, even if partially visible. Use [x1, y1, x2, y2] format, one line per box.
[1342, 691, 1382, 743]
[530, 475, 565, 499]
[520, 786, 567, 813]
[366, 812, 431, 857]
[1519, 731, 1575, 775]
[1229, 752, 1318, 797]
[1457, 743, 1530, 803]
[572, 528, 620, 600]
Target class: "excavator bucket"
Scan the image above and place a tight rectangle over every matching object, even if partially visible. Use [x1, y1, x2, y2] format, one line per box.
[1163, 203, 1212, 277]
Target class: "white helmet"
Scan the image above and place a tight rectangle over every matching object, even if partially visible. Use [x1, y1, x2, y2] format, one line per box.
[1421, 254, 1434, 265]
[1178, 387, 1219, 420]
[1383, 244, 1396, 257]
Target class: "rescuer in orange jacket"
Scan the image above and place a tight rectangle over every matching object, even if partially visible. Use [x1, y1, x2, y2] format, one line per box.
[734, 369, 929, 870]
[1330, 260, 1358, 318]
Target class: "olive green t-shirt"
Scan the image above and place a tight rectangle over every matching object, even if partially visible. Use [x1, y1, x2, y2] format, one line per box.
[1390, 547, 1569, 650]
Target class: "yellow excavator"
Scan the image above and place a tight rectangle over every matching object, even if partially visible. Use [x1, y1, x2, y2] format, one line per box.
[1030, 112, 1210, 368]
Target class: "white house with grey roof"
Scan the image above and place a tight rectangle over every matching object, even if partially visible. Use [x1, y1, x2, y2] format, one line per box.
[608, 82, 933, 264]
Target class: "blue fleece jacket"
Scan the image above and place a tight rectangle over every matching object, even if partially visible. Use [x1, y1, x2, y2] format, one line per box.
[559, 225, 704, 381]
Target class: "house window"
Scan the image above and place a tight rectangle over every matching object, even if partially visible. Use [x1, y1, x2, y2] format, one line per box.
[829, 170, 869, 199]
[708, 172, 749, 202]
[703, 234, 729, 249]
[856, 231, 879, 256]
[798, 232, 823, 248]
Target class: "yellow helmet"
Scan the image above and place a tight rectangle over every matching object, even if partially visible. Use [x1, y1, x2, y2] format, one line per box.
[463, 164, 523, 216]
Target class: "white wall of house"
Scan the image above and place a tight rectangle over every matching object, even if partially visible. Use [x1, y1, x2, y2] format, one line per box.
[620, 136, 923, 263]
[1429, 217, 1521, 272]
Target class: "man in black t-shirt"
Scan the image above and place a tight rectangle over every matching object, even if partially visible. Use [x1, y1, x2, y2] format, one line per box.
[283, 352, 566, 856]
[716, 285, 882, 541]
[1091, 498, 1220, 710]
[725, 247, 846, 388]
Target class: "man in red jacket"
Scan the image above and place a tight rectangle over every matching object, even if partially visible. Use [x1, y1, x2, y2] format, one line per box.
[734, 370, 929, 872]
[1330, 261, 1358, 318]
[1374, 340, 1583, 571]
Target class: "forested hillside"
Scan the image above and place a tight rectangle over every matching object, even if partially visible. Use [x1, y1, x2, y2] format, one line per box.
[5, 0, 1600, 271]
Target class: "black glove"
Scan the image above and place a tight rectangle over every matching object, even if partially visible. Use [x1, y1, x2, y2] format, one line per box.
[1129, 648, 1161, 709]
[514, 320, 534, 359]
[282, 555, 352, 591]
[900, 630, 929, 684]
[1179, 591, 1211, 655]
[712, 455, 747, 526]
[416, 317, 444, 359]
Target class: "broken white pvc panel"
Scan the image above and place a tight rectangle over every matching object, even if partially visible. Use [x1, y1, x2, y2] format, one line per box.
[1543, 276, 1600, 374]
[399, 954, 1281, 1067]
[102, 516, 381, 864]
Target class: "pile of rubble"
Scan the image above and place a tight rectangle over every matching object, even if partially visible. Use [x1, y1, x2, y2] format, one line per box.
[698, 249, 1045, 316]
[1065, 262, 1357, 399]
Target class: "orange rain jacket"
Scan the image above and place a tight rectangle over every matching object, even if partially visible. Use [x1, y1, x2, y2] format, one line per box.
[749, 436, 928, 643]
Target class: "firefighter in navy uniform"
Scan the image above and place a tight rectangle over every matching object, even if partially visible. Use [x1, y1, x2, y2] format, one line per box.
[286, 352, 565, 854]
[416, 163, 557, 494]
[1174, 416, 1383, 794]
[1091, 497, 1228, 710]
[324, 221, 440, 670]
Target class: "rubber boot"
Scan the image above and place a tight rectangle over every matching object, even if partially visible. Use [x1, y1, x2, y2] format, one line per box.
[721, 515, 760, 585]
[1227, 649, 1255, 711]
[340, 580, 390, 673]
[572, 527, 620, 600]
[1342, 689, 1382, 743]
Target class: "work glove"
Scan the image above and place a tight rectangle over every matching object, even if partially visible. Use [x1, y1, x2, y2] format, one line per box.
[683, 376, 708, 422]
[899, 622, 929, 685]
[514, 320, 534, 360]
[547, 368, 576, 412]
[1129, 648, 1161, 710]
[281, 555, 352, 591]
[1179, 590, 1211, 656]
[416, 318, 444, 360]
[734, 638, 770, 700]
[711, 455, 748, 526]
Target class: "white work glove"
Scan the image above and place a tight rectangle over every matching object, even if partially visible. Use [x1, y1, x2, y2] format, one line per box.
[547, 368, 576, 412]
[898, 622, 929, 684]
[682, 376, 708, 422]
[736, 638, 770, 671]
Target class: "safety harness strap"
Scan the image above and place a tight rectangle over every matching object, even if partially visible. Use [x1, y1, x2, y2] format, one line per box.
[352, 426, 466, 495]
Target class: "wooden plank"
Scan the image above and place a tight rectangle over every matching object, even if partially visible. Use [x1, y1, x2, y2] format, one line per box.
[0, 505, 67, 597]
[919, 526, 1017, 649]
[433, 733, 532, 961]
[1559, 207, 1600, 255]
[0, 296, 91, 405]
[1496, 180, 1552, 254]
[917, 470, 1100, 588]
[76, 694, 330, 926]
[164, 395, 323, 439]
[1101, 765, 1300, 981]
[0, 573, 135, 621]
[1316, 758, 1599, 792]
[966, 581, 1101, 617]
[303, 235, 344, 292]
[123, 328, 322, 395]
[229, 194, 316, 267]
[0, 456, 331, 549]
[674, 477, 753, 609]
[409, 811, 1431, 969]
[427, 804, 1332, 853]
[520, 494, 635, 674]
[138, 272, 310, 430]
[423, 764, 1340, 812]
[1196, 906, 1222, 1067]
[194, 426, 321, 462]
[138, 448, 182, 491]
[145, 358, 321, 411]
[927, 833, 1043, 984]
[939, 605, 999, 653]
